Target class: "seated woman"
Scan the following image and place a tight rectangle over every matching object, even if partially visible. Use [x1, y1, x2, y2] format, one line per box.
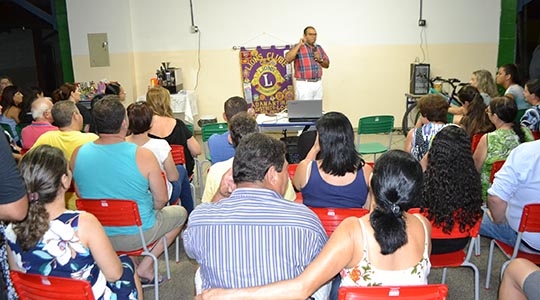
[0, 85, 23, 124]
[294, 112, 371, 208]
[5, 145, 142, 300]
[496, 64, 530, 110]
[105, 82, 127, 102]
[458, 85, 495, 138]
[52, 83, 93, 132]
[200, 150, 431, 299]
[473, 96, 534, 199]
[126, 101, 181, 204]
[421, 125, 483, 254]
[520, 78, 540, 132]
[470, 69, 499, 105]
[146, 86, 201, 214]
[405, 94, 449, 161]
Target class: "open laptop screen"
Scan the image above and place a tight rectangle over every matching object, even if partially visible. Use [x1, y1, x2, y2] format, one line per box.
[287, 100, 323, 122]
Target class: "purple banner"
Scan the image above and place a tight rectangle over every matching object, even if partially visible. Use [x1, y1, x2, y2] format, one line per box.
[240, 46, 293, 114]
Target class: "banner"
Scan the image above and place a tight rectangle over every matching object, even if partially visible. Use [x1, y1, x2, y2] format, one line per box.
[240, 46, 293, 114]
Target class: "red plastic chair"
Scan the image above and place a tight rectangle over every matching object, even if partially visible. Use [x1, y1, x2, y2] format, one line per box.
[10, 270, 95, 300]
[287, 163, 303, 203]
[76, 199, 170, 299]
[309, 207, 369, 237]
[338, 284, 448, 300]
[287, 163, 298, 179]
[485, 203, 540, 289]
[471, 133, 483, 153]
[428, 213, 482, 300]
[489, 160, 505, 184]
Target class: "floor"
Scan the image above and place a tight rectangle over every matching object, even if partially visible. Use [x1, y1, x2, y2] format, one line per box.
[144, 131, 505, 300]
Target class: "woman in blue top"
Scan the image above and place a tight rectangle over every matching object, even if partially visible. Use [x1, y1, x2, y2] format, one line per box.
[6, 145, 142, 300]
[294, 111, 371, 208]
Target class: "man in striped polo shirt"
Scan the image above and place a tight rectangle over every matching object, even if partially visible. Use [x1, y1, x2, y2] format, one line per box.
[184, 133, 330, 299]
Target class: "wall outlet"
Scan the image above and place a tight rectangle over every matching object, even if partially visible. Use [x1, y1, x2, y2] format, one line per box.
[418, 19, 426, 27]
[190, 25, 199, 34]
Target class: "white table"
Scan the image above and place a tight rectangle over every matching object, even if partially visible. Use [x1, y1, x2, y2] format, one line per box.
[137, 90, 199, 124]
[256, 113, 316, 134]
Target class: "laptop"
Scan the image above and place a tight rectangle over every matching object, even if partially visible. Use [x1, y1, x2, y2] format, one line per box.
[287, 100, 323, 122]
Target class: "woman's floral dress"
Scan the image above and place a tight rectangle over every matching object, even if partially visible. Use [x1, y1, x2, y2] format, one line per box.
[5, 211, 138, 300]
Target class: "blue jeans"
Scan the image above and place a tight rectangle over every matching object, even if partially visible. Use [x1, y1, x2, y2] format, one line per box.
[169, 165, 194, 214]
[480, 211, 539, 253]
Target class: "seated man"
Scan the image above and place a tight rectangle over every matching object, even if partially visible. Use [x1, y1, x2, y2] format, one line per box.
[207, 96, 249, 164]
[33, 100, 98, 209]
[184, 133, 329, 299]
[21, 97, 57, 149]
[71, 96, 187, 283]
[480, 139, 540, 253]
[201, 112, 297, 203]
[500, 258, 540, 300]
[32, 100, 97, 160]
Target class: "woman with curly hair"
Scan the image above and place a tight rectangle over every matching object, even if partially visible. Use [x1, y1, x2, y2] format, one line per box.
[458, 85, 495, 137]
[294, 111, 372, 208]
[6, 145, 142, 299]
[422, 125, 483, 254]
[473, 96, 534, 199]
[470, 69, 498, 105]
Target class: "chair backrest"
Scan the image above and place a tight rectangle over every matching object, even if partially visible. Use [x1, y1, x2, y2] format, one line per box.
[288, 163, 298, 180]
[1, 122, 15, 137]
[10, 270, 95, 300]
[489, 160, 505, 184]
[310, 207, 369, 236]
[338, 284, 448, 300]
[201, 122, 228, 142]
[76, 199, 141, 227]
[185, 123, 194, 134]
[170, 144, 186, 165]
[515, 109, 527, 123]
[471, 133, 483, 153]
[357, 115, 394, 135]
[429, 212, 482, 240]
[518, 203, 540, 233]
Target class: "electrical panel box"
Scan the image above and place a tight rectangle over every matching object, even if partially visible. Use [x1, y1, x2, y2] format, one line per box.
[409, 63, 430, 95]
[88, 33, 110, 67]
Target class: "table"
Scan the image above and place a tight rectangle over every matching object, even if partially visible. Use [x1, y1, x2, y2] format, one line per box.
[256, 113, 316, 135]
[137, 90, 199, 124]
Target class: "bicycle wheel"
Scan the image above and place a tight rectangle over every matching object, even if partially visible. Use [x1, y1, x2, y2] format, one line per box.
[402, 102, 421, 137]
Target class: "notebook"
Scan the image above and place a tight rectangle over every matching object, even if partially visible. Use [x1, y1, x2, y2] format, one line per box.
[287, 100, 323, 122]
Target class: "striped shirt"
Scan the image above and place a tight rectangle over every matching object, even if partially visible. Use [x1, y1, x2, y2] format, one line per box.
[293, 44, 329, 80]
[184, 188, 328, 290]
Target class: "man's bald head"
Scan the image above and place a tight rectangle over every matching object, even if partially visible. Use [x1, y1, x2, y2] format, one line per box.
[31, 97, 54, 123]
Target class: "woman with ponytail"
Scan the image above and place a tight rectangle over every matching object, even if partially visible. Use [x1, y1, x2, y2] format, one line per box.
[198, 150, 431, 300]
[473, 96, 534, 199]
[5, 145, 142, 300]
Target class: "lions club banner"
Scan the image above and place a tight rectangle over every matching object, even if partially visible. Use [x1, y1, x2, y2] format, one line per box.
[240, 46, 294, 114]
